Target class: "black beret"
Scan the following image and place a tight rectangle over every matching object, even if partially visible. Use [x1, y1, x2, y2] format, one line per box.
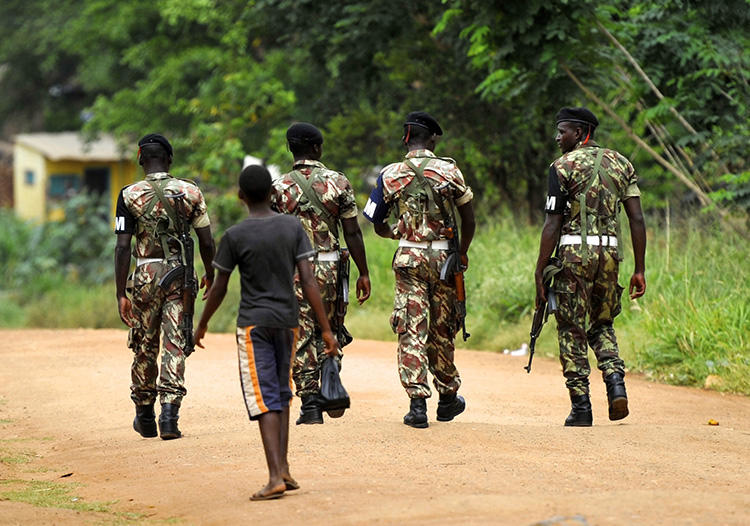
[555, 107, 599, 128]
[286, 122, 323, 145]
[405, 111, 443, 136]
[138, 133, 173, 156]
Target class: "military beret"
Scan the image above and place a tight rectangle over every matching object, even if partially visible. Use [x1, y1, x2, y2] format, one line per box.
[555, 107, 599, 129]
[286, 122, 324, 145]
[138, 133, 173, 157]
[405, 111, 443, 136]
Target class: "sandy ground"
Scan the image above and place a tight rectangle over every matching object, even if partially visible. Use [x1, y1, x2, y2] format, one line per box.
[0, 329, 749, 526]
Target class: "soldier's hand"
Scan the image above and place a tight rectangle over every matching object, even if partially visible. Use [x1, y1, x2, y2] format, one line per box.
[629, 272, 646, 299]
[322, 330, 339, 357]
[200, 274, 213, 301]
[356, 275, 371, 304]
[194, 323, 208, 349]
[118, 296, 134, 328]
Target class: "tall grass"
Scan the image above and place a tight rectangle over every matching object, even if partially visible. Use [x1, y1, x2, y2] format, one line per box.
[1, 209, 748, 394]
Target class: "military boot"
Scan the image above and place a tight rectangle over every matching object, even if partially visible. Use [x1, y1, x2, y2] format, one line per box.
[158, 403, 182, 440]
[133, 403, 157, 438]
[295, 395, 324, 425]
[564, 393, 593, 427]
[403, 398, 428, 428]
[436, 393, 466, 422]
[605, 372, 629, 421]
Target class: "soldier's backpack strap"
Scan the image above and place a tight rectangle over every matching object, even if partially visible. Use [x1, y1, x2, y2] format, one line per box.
[403, 158, 454, 223]
[289, 168, 340, 240]
[597, 160, 626, 261]
[577, 149, 605, 266]
[143, 179, 187, 264]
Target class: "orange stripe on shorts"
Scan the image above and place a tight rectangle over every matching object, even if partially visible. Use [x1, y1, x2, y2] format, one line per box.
[244, 326, 268, 413]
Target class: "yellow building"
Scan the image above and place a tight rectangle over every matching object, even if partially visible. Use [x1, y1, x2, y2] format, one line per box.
[13, 132, 137, 222]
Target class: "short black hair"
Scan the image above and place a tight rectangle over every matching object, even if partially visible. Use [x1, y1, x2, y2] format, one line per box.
[239, 164, 272, 203]
[288, 141, 318, 158]
[139, 142, 170, 164]
[404, 122, 434, 145]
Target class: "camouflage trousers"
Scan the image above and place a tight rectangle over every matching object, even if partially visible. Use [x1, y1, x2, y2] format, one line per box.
[553, 244, 626, 396]
[128, 261, 187, 406]
[294, 259, 338, 398]
[391, 247, 461, 399]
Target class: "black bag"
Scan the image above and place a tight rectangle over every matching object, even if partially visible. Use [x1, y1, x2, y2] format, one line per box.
[320, 356, 350, 418]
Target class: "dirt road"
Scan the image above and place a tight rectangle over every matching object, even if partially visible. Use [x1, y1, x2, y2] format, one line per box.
[1, 329, 748, 525]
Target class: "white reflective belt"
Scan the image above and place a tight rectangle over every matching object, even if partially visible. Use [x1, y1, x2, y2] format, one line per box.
[136, 257, 165, 267]
[398, 239, 450, 250]
[559, 234, 618, 247]
[316, 251, 339, 262]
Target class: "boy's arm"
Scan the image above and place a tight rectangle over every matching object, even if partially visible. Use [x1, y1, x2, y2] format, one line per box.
[341, 216, 371, 304]
[195, 226, 216, 300]
[194, 269, 230, 348]
[297, 259, 338, 356]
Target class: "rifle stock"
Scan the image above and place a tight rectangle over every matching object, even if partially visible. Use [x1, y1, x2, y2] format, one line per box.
[524, 258, 561, 373]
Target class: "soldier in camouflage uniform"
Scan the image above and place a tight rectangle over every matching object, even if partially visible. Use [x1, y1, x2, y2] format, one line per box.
[270, 122, 371, 425]
[364, 111, 475, 429]
[114, 134, 216, 439]
[535, 107, 647, 426]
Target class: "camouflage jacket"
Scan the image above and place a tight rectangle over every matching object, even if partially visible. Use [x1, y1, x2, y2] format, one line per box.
[270, 159, 358, 252]
[115, 172, 210, 258]
[551, 142, 640, 237]
[380, 149, 473, 242]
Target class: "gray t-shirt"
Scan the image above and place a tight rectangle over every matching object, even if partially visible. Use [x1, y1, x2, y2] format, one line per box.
[213, 213, 315, 328]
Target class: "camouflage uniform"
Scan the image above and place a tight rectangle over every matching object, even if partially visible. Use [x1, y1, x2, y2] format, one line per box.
[117, 172, 210, 406]
[270, 159, 358, 397]
[379, 149, 473, 399]
[549, 142, 640, 396]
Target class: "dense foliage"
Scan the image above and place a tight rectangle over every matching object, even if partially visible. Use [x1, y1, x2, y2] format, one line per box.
[1, 2, 748, 393]
[2, 0, 748, 219]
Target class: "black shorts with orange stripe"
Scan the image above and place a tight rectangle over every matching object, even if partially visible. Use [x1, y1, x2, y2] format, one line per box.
[236, 326, 298, 420]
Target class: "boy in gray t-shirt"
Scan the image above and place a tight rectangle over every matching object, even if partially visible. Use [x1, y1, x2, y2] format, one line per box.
[195, 165, 336, 501]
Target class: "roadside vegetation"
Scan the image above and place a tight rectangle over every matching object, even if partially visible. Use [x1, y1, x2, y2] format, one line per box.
[1, 198, 747, 395]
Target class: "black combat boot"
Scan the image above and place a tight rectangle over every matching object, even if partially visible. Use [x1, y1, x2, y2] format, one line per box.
[133, 403, 157, 438]
[564, 393, 593, 427]
[436, 393, 466, 422]
[403, 398, 428, 428]
[158, 403, 182, 440]
[295, 395, 324, 425]
[605, 372, 629, 421]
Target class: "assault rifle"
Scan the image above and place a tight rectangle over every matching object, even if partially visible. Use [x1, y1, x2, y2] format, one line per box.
[334, 248, 353, 348]
[524, 259, 561, 373]
[157, 193, 197, 356]
[435, 183, 470, 341]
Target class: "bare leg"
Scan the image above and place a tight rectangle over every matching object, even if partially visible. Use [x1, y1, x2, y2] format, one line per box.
[279, 405, 299, 490]
[251, 411, 286, 500]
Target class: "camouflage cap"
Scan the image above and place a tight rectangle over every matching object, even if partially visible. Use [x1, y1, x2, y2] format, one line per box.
[405, 111, 443, 136]
[555, 107, 599, 129]
[137, 133, 173, 157]
[286, 122, 324, 145]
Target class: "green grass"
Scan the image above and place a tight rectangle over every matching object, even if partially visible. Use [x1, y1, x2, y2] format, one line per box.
[1, 214, 748, 394]
[0, 449, 35, 465]
[0, 479, 114, 513]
